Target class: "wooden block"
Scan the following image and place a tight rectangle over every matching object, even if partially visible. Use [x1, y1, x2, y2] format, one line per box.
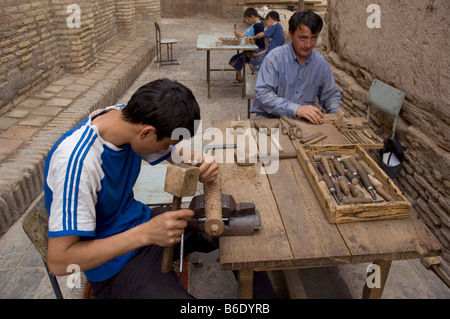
[231, 120, 245, 134]
[164, 164, 199, 198]
[420, 256, 441, 269]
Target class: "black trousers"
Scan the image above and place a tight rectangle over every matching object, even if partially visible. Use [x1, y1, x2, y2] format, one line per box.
[89, 206, 273, 299]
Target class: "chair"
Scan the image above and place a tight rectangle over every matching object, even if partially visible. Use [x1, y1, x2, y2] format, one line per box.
[245, 74, 258, 118]
[366, 79, 406, 178]
[22, 196, 63, 299]
[366, 79, 405, 139]
[22, 195, 94, 299]
[154, 22, 180, 65]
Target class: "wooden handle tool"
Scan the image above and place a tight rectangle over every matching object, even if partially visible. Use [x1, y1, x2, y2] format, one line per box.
[161, 196, 182, 273]
[279, 121, 288, 135]
[288, 125, 296, 140]
[337, 176, 350, 196]
[342, 157, 359, 185]
[350, 156, 378, 200]
[368, 175, 395, 201]
[295, 126, 303, 139]
[321, 156, 332, 177]
[161, 164, 199, 273]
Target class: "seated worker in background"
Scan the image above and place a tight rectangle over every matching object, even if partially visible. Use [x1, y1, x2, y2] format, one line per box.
[229, 7, 265, 83]
[250, 9, 341, 123]
[247, 10, 285, 73]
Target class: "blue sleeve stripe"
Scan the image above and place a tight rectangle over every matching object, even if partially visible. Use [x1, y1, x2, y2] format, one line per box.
[149, 151, 171, 166]
[73, 130, 98, 230]
[48, 230, 96, 237]
[62, 128, 89, 231]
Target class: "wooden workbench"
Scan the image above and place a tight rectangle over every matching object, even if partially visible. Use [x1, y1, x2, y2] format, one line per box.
[213, 118, 441, 299]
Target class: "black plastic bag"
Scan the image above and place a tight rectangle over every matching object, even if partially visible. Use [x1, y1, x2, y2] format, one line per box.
[379, 134, 404, 179]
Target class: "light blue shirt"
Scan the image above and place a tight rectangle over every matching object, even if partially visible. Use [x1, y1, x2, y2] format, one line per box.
[250, 42, 341, 118]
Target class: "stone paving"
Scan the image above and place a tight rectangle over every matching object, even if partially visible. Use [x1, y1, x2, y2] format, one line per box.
[0, 16, 449, 299]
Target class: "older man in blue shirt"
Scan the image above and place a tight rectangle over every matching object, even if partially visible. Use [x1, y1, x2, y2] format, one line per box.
[250, 10, 341, 124]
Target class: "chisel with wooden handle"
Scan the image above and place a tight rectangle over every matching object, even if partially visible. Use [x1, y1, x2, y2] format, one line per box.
[322, 173, 342, 205]
[349, 156, 378, 201]
[342, 157, 359, 185]
[368, 175, 395, 202]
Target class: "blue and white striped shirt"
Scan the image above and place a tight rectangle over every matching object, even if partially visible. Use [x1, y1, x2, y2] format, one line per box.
[44, 105, 171, 281]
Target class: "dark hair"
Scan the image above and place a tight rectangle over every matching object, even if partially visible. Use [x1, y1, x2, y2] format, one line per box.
[243, 7, 258, 18]
[288, 9, 323, 34]
[266, 11, 280, 22]
[122, 78, 200, 141]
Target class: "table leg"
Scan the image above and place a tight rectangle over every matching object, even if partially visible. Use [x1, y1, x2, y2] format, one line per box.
[362, 260, 392, 299]
[238, 269, 253, 299]
[207, 50, 211, 99]
[242, 52, 246, 99]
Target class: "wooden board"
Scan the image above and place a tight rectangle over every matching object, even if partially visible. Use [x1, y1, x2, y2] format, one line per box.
[254, 119, 352, 267]
[337, 217, 442, 264]
[268, 156, 353, 267]
[214, 120, 293, 271]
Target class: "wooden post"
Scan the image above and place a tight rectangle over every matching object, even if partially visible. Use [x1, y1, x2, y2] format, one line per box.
[362, 260, 392, 299]
[238, 269, 254, 299]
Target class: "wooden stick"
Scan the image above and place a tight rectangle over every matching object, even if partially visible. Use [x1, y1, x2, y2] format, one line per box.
[300, 132, 325, 143]
[305, 134, 327, 145]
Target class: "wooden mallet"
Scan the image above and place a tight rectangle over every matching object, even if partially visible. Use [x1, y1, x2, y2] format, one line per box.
[161, 163, 200, 273]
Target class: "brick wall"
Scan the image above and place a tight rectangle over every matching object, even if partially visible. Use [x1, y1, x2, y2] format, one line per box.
[326, 0, 450, 276]
[135, 0, 161, 21]
[161, 0, 243, 18]
[0, 0, 64, 113]
[0, 0, 161, 114]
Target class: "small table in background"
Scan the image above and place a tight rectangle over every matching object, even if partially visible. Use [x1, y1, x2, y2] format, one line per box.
[197, 34, 258, 99]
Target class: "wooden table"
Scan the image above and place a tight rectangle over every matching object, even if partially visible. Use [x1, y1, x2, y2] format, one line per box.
[213, 118, 441, 299]
[245, 0, 322, 7]
[196, 35, 258, 99]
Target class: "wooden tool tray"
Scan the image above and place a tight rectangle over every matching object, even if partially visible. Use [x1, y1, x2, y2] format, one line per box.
[296, 144, 410, 223]
[323, 114, 383, 149]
